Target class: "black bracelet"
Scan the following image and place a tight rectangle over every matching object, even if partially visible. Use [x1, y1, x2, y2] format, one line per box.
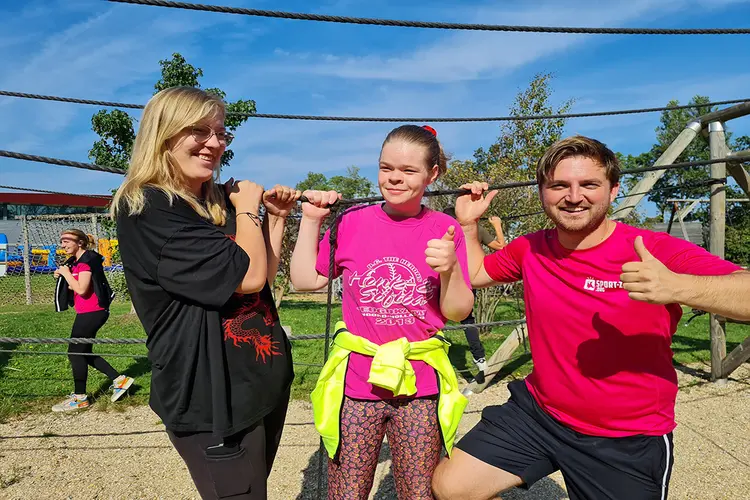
[236, 211, 262, 227]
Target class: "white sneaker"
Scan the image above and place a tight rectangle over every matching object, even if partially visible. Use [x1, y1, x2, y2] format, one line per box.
[110, 375, 135, 402]
[52, 394, 90, 412]
[473, 357, 488, 373]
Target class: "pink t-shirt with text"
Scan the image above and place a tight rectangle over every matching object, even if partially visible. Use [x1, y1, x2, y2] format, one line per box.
[316, 204, 472, 400]
[484, 222, 742, 437]
[71, 262, 105, 314]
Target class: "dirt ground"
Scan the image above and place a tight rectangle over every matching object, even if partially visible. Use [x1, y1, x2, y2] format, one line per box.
[0, 365, 748, 500]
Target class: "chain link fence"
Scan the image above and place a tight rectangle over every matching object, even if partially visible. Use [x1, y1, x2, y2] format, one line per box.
[0, 213, 128, 306]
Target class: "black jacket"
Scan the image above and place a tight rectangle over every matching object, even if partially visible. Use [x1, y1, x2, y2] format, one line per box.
[54, 250, 115, 312]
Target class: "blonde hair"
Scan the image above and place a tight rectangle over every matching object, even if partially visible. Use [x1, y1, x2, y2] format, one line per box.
[61, 229, 89, 250]
[111, 86, 228, 225]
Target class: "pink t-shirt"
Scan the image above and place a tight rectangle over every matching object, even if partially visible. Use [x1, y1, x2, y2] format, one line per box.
[71, 262, 104, 314]
[316, 204, 472, 400]
[484, 222, 742, 437]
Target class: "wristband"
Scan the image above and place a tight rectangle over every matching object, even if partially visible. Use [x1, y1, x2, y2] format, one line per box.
[236, 211, 262, 227]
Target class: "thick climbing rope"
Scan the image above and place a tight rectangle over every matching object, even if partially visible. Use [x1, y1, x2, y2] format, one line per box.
[110, 0, 750, 35]
[1, 90, 747, 123]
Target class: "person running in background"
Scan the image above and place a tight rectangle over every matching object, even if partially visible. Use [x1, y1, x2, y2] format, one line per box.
[52, 228, 134, 412]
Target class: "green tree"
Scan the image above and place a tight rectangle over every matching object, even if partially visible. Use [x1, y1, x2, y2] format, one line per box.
[435, 72, 573, 327]
[89, 52, 256, 171]
[92, 53, 257, 307]
[295, 166, 376, 199]
[270, 166, 375, 306]
[620, 96, 750, 264]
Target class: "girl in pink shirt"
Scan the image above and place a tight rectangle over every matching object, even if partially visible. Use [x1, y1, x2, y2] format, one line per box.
[52, 229, 134, 412]
[291, 125, 474, 499]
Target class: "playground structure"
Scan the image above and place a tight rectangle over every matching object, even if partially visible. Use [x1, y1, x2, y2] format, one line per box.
[0, 234, 121, 276]
[0, 213, 129, 305]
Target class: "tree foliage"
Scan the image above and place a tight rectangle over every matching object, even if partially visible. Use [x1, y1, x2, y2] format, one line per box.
[620, 96, 750, 264]
[295, 166, 375, 199]
[89, 52, 256, 171]
[270, 167, 376, 305]
[435, 73, 573, 326]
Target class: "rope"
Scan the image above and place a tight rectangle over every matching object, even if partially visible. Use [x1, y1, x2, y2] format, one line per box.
[0, 184, 112, 198]
[109, 0, 750, 35]
[0, 320, 528, 345]
[2, 90, 748, 123]
[0, 337, 145, 344]
[3, 148, 748, 208]
[332, 156, 749, 207]
[0, 349, 324, 368]
[0, 150, 126, 175]
[0, 349, 148, 359]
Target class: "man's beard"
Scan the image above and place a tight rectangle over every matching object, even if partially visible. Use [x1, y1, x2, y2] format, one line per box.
[544, 203, 609, 234]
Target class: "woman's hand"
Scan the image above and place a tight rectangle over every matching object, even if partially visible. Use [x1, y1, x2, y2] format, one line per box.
[225, 178, 264, 213]
[263, 185, 302, 218]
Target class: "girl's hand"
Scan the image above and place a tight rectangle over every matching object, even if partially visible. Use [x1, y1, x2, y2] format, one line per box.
[301, 190, 341, 220]
[263, 185, 302, 218]
[425, 226, 458, 274]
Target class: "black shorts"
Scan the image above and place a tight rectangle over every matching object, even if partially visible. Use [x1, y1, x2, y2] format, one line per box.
[456, 380, 674, 500]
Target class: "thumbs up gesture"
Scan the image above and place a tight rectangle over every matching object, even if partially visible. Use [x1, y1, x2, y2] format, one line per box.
[620, 236, 677, 304]
[426, 226, 458, 273]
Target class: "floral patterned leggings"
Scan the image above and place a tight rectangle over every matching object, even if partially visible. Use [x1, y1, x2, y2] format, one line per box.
[327, 396, 442, 500]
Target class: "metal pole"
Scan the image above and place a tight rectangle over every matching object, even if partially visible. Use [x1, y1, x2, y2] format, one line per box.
[708, 121, 727, 383]
[91, 214, 99, 247]
[612, 121, 701, 220]
[21, 215, 32, 305]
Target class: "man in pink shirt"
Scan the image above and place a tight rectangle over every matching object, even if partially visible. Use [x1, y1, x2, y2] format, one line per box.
[432, 135, 750, 500]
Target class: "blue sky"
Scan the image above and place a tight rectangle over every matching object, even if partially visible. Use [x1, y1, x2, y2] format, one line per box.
[1, 0, 750, 218]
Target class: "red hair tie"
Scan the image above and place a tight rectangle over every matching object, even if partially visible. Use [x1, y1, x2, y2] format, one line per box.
[422, 125, 437, 137]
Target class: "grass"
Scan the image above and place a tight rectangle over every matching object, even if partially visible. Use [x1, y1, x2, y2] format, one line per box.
[0, 274, 60, 306]
[1, 297, 748, 423]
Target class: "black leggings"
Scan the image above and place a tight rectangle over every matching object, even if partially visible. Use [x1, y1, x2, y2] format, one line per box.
[462, 311, 486, 361]
[462, 290, 486, 361]
[68, 310, 119, 394]
[167, 394, 290, 500]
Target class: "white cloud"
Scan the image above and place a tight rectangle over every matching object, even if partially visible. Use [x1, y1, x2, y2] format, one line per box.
[253, 0, 748, 83]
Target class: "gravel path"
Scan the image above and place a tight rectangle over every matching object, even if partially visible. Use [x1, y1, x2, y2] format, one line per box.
[0, 365, 748, 499]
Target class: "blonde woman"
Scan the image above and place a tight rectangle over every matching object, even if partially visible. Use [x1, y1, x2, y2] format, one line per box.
[113, 86, 299, 499]
[52, 228, 134, 412]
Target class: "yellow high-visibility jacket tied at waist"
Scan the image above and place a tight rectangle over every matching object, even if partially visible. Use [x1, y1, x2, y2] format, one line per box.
[311, 321, 468, 459]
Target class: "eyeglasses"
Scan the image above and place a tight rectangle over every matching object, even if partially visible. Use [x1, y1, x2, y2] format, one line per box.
[191, 124, 235, 146]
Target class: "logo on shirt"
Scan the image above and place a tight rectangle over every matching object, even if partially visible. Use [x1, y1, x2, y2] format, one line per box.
[348, 257, 436, 326]
[583, 277, 623, 293]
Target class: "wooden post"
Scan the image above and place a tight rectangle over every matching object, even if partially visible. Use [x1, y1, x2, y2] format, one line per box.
[462, 323, 526, 396]
[708, 122, 727, 383]
[726, 149, 750, 197]
[612, 121, 701, 220]
[21, 215, 32, 305]
[720, 336, 750, 379]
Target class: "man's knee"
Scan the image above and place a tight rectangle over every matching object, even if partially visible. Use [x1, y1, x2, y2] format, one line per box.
[432, 458, 461, 500]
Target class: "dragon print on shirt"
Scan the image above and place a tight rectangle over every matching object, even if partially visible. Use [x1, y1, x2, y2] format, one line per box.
[219, 233, 281, 362]
[348, 256, 436, 326]
[221, 292, 281, 362]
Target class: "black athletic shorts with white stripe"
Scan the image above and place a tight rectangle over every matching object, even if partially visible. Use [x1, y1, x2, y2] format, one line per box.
[456, 380, 674, 500]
